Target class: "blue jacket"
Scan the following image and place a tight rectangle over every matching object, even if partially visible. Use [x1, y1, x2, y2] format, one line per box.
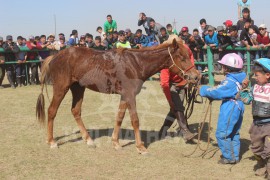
[205, 32, 219, 47]
[136, 35, 150, 47]
[200, 72, 246, 100]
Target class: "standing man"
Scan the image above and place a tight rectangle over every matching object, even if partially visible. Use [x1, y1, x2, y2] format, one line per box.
[236, 8, 254, 31]
[2, 35, 20, 88]
[104, 15, 117, 35]
[15, 36, 27, 87]
[149, 19, 164, 44]
[0, 36, 5, 89]
[159, 44, 197, 141]
[138, 12, 154, 36]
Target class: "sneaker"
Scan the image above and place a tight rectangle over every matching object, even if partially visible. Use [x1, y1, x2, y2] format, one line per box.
[218, 157, 239, 164]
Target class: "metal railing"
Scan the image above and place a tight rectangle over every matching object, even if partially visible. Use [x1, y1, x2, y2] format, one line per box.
[0, 46, 267, 86]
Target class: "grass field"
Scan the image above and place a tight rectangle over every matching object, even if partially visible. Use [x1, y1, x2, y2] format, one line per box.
[0, 78, 261, 179]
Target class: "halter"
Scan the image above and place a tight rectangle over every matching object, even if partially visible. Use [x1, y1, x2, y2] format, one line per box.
[167, 47, 194, 80]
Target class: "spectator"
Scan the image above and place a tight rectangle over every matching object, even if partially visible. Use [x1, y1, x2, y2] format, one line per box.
[85, 33, 95, 48]
[96, 26, 106, 41]
[35, 36, 40, 42]
[68, 29, 78, 46]
[257, 24, 270, 58]
[104, 15, 117, 35]
[204, 26, 220, 71]
[159, 27, 169, 44]
[102, 33, 113, 50]
[192, 29, 205, 71]
[135, 29, 149, 48]
[26, 35, 42, 85]
[179, 26, 191, 44]
[138, 12, 154, 36]
[237, 0, 251, 19]
[92, 36, 105, 50]
[47, 34, 58, 55]
[125, 28, 136, 48]
[2, 35, 19, 88]
[149, 19, 164, 44]
[15, 36, 27, 87]
[236, 8, 254, 31]
[112, 31, 118, 45]
[22, 38, 26, 45]
[223, 20, 233, 34]
[248, 26, 258, 47]
[38, 35, 50, 61]
[217, 26, 233, 58]
[59, 36, 66, 50]
[78, 35, 87, 47]
[229, 25, 242, 47]
[198, 18, 211, 40]
[0, 37, 5, 89]
[114, 30, 131, 49]
[166, 24, 178, 36]
[188, 33, 205, 62]
[58, 33, 65, 40]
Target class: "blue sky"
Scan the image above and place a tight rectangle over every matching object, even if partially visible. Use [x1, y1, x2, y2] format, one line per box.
[0, 0, 269, 39]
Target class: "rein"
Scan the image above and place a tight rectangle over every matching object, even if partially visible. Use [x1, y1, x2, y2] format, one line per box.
[167, 47, 194, 80]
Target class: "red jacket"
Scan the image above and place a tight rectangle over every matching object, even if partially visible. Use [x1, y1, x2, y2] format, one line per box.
[26, 41, 42, 60]
[160, 44, 194, 106]
[257, 32, 270, 45]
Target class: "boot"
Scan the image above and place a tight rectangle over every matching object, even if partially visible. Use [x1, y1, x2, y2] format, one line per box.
[175, 111, 197, 142]
[254, 155, 266, 176]
[158, 118, 175, 139]
[7, 72, 15, 89]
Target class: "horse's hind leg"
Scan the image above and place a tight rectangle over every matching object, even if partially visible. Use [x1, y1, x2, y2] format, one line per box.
[47, 85, 69, 148]
[112, 96, 127, 150]
[70, 82, 95, 148]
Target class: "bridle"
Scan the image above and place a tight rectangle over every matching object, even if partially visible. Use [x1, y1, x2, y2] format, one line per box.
[167, 47, 194, 80]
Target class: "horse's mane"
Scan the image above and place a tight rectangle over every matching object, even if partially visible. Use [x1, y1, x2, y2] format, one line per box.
[116, 35, 189, 59]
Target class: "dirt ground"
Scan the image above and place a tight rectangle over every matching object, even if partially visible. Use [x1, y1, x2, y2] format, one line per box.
[0, 77, 262, 180]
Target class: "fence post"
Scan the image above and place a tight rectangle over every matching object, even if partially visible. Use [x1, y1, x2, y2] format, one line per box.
[246, 50, 251, 76]
[207, 47, 214, 86]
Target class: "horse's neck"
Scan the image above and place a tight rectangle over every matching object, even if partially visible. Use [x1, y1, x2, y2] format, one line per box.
[139, 49, 169, 80]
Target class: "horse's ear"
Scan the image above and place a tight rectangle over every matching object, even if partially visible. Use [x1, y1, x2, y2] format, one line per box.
[172, 38, 178, 49]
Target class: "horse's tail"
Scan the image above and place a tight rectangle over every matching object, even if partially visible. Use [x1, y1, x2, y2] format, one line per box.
[36, 55, 54, 125]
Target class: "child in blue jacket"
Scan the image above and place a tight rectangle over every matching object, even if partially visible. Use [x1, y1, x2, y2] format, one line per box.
[200, 53, 246, 164]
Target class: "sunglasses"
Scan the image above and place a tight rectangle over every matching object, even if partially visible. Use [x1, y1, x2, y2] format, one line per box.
[119, 34, 125, 36]
[259, 28, 266, 31]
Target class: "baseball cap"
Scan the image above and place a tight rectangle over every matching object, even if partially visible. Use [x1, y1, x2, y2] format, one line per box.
[80, 35, 85, 39]
[6, 35, 13, 40]
[216, 26, 225, 32]
[125, 28, 131, 33]
[223, 20, 233, 27]
[259, 24, 267, 29]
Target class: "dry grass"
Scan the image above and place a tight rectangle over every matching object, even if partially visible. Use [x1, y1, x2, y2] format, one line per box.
[0, 78, 261, 180]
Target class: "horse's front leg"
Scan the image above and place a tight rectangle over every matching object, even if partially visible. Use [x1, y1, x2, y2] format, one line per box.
[112, 97, 127, 150]
[127, 97, 148, 155]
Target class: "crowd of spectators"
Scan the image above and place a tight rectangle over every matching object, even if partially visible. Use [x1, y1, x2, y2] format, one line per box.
[0, 0, 269, 89]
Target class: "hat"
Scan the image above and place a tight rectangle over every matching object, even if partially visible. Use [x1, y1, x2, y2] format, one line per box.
[207, 26, 215, 31]
[49, 34, 55, 38]
[259, 24, 267, 29]
[216, 26, 224, 32]
[125, 28, 131, 33]
[118, 30, 125, 35]
[181, 27, 189, 32]
[29, 35, 34, 40]
[0, 36, 3, 41]
[6, 35, 12, 40]
[223, 20, 233, 27]
[80, 35, 85, 39]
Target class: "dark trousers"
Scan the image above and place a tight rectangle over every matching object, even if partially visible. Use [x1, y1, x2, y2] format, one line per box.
[15, 64, 26, 78]
[6, 65, 15, 86]
[0, 65, 5, 86]
[30, 62, 40, 84]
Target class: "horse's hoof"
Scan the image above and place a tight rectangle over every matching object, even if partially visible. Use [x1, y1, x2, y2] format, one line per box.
[50, 143, 58, 149]
[141, 151, 150, 156]
[136, 146, 148, 155]
[87, 141, 96, 148]
[112, 141, 123, 151]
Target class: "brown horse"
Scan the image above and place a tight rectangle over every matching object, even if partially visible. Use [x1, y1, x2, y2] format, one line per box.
[36, 35, 200, 154]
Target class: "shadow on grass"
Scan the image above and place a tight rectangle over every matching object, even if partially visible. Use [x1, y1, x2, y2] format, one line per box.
[55, 123, 205, 148]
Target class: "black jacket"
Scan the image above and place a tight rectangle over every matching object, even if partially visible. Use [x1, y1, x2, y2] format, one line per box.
[2, 42, 19, 62]
[217, 34, 232, 49]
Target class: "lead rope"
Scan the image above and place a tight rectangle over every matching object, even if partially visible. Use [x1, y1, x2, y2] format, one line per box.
[184, 98, 213, 157]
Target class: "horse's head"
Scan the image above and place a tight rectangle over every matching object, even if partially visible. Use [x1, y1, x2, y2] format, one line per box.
[165, 35, 200, 85]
